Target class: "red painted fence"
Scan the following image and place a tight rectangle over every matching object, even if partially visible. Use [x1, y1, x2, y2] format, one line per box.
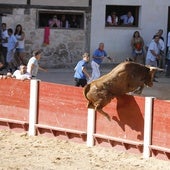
[0, 78, 170, 160]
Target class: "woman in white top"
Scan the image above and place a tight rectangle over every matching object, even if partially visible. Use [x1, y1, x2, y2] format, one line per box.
[106, 12, 118, 26]
[14, 24, 26, 67]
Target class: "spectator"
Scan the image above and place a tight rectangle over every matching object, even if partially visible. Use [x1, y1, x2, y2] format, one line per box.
[120, 11, 134, 25]
[60, 14, 69, 28]
[14, 24, 26, 67]
[145, 34, 161, 82]
[155, 29, 165, 68]
[48, 15, 61, 28]
[27, 49, 47, 78]
[131, 31, 145, 64]
[106, 12, 118, 26]
[88, 42, 112, 83]
[1, 23, 8, 68]
[70, 15, 80, 28]
[0, 62, 3, 72]
[166, 31, 170, 77]
[6, 28, 18, 73]
[12, 64, 31, 80]
[74, 52, 91, 87]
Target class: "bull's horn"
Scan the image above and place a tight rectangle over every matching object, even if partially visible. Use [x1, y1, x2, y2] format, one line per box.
[146, 65, 165, 72]
[149, 66, 165, 72]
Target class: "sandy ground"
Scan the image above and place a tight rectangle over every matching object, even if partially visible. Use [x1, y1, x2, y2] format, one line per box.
[0, 130, 170, 170]
[1, 66, 170, 170]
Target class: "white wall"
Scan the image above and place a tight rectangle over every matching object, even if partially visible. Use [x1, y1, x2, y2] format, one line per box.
[0, 0, 27, 4]
[31, 0, 89, 7]
[90, 0, 170, 63]
[0, 0, 89, 7]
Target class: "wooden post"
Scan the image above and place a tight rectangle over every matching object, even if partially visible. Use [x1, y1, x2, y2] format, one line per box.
[28, 79, 39, 136]
[143, 97, 154, 158]
[87, 108, 95, 147]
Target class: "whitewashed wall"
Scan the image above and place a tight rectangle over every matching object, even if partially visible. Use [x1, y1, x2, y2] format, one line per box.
[90, 0, 170, 63]
[0, 0, 89, 6]
[0, 0, 27, 4]
[31, 0, 89, 7]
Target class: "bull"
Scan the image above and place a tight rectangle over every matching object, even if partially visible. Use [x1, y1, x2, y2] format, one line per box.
[83, 61, 162, 121]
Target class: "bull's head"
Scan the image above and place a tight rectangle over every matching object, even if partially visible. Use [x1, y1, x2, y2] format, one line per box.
[145, 66, 165, 87]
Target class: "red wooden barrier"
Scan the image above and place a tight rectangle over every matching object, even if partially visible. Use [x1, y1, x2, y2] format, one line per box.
[94, 95, 144, 153]
[36, 82, 87, 142]
[0, 79, 30, 131]
[0, 79, 170, 160]
[150, 99, 170, 160]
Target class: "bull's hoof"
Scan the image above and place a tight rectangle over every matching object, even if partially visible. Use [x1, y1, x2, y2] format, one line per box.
[134, 90, 142, 94]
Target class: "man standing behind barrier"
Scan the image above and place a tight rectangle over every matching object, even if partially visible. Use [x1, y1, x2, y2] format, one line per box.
[12, 65, 31, 80]
[88, 42, 112, 83]
[74, 52, 91, 87]
[27, 49, 47, 78]
[1, 23, 8, 68]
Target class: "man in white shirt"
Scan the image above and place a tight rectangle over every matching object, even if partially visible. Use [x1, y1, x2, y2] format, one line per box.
[1, 23, 8, 68]
[120, 11, 134, 25]
[12, 65, 31, 80]
[146, 35, 161, 82]
[146, 35, 161, 66]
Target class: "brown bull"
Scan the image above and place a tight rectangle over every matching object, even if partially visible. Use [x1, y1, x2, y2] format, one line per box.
[83, 61, 158, 121]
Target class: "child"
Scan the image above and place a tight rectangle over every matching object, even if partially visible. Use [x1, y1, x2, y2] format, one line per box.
[74, 52, 91, 87]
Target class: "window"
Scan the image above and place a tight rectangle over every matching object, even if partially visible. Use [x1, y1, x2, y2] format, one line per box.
[105, 5, 139, 27]
[38, 10, 84, 29]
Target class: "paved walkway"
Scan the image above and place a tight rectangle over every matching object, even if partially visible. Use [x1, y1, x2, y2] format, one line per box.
[37, 67, 170, 101]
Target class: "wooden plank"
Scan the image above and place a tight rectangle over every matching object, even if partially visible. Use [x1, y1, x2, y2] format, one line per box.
[149, 145, 170, 153]
[94, 133, 143, 146]
[35, 124, 86, 135]
[0, 118, 28, 125]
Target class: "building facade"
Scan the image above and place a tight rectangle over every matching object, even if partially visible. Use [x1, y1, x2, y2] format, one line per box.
[0, 0, 170, 67]
[0, 0, 91, 68]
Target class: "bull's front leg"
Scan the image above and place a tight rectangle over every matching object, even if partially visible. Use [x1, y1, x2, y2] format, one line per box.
[95, 104, 111, 121]
[133, 85, 144, 94]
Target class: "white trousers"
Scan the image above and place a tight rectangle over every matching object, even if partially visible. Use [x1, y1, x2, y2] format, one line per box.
[88, 60, 100, 83]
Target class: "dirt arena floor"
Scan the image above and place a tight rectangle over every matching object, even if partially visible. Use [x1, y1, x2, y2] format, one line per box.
[1, 66, 170, 170]
[0, 130, 170, 170]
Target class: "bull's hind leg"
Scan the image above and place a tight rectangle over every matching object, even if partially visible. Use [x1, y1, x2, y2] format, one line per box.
[87, 101, 95, 109]
[95, 104, 111, 121]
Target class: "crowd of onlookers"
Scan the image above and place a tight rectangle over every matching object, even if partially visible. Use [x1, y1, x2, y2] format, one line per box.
[106, 11, 134, 26]
[0, 23, 47, 80]
[48, 14, 81, 28]
[74, 29, 170, 87]
[1, 20, 170, 85]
